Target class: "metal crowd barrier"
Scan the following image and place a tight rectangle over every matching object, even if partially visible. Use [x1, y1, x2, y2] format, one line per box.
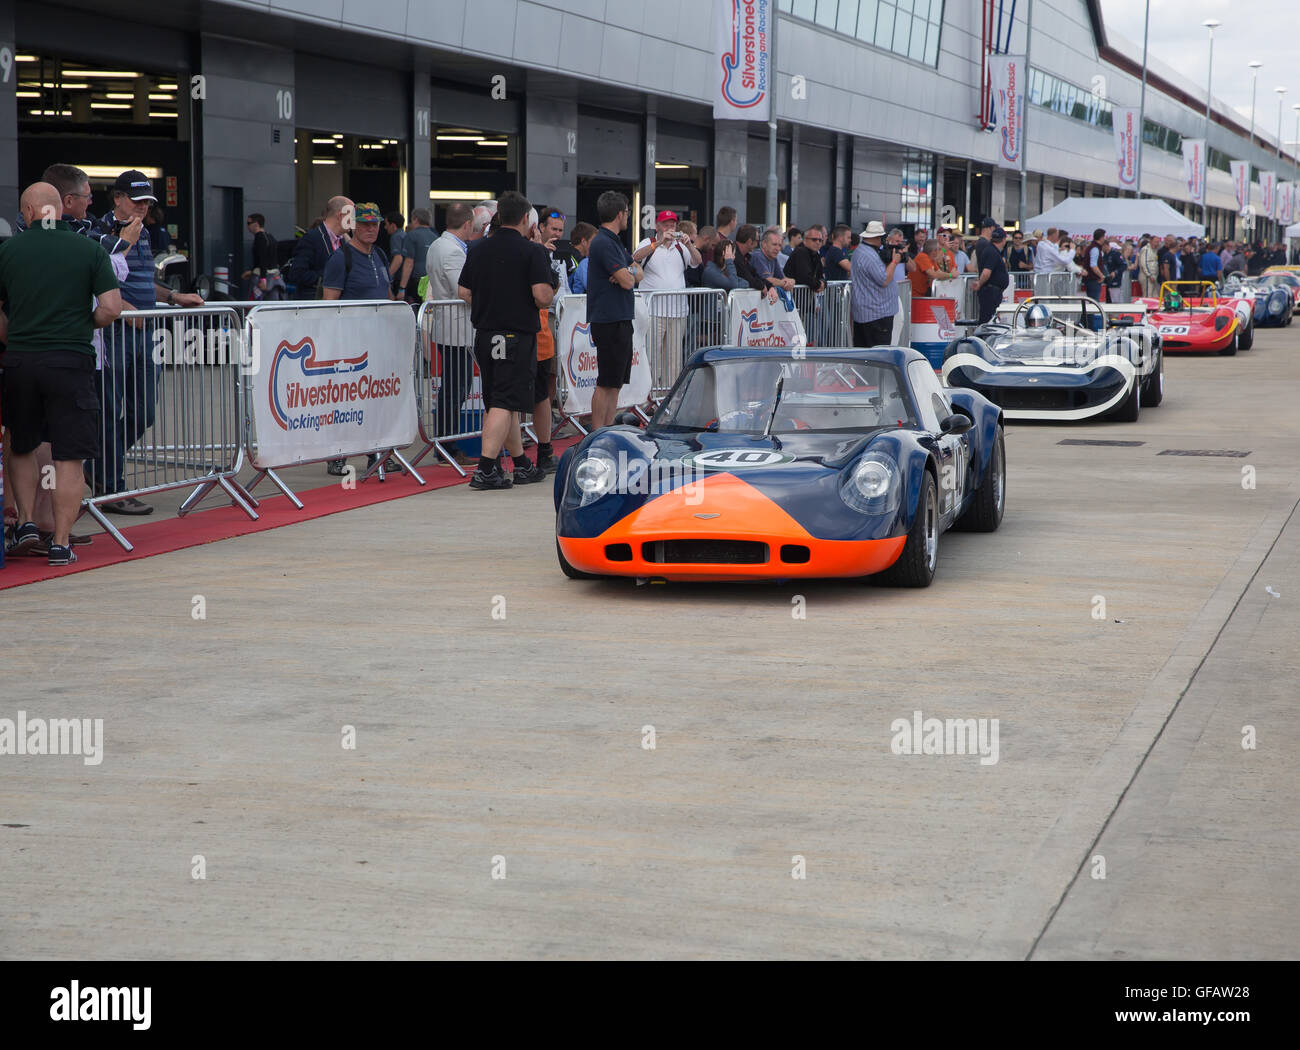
[85, 305, 257, 551]
[412, 298, 481, 476]
[822, 281, 853, 346]
[1010, 271, 1037, 294]
[642, 288, 728, 402]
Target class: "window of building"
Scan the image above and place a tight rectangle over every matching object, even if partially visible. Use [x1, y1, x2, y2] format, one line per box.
[779, 0, 945, 67]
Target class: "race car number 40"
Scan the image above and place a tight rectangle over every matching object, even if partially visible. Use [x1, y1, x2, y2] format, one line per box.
[683, 449, 796, 470]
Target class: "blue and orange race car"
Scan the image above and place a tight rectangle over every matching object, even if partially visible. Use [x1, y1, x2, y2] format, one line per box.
[554, 347, 1006, 587]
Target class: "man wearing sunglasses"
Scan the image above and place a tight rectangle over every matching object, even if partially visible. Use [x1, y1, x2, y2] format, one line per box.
[11, 164, 96, 235]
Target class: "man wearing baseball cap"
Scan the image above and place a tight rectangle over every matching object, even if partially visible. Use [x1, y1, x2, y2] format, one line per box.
[972, 226, 1010, 323]
[849, 220, 903, 347]
[965, 216, 996, 273]
[86, 170, 203, 515]
[632, 210, 701, 385]
[320, 202, 400, 477]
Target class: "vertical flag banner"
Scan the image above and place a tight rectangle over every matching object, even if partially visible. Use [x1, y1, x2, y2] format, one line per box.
[1229, 160, 1251, 212]
[988, 55, 1025, 169]
[1260, 171, 1277, 219]
[1279, 182, 1295, 226]
[714, 0, 772, 121]
[1181, 139, 1206, 205]
[1113, 107, 1140, 188]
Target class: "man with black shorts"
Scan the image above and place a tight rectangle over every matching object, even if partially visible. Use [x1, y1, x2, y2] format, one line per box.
[0, 183, 123, 566]
[586, 190, 639, 429]
[456, 190, 557, 490]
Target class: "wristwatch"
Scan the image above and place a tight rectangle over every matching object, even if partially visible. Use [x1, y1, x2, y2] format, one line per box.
[166, 291, 176, 305]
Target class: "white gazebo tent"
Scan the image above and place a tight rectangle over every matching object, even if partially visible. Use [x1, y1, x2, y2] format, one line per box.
[1286, 221, 1300, 239]
[1023, 197, 1204, 239]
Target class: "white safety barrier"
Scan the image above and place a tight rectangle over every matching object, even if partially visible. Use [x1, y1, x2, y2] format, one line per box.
[242, 300, 425, 505]
[554, 295, 653, 417]
[725, 289, 808, 349]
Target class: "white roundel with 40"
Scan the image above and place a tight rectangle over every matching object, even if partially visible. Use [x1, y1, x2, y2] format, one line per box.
[683, 449, 795, 470]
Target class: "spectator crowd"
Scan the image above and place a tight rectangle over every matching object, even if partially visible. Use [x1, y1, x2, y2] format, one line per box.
[5, 157, 1300, 553]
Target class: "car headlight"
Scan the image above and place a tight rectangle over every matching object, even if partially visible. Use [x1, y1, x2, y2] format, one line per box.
[840, 452, 901, 515]
[1269, 295, 1284, 314]
[1214, 314, 1230, 331]
[573, 449, 618, 506]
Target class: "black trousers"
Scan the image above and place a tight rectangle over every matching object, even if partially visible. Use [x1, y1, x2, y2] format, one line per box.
[977, 285, 1004, 324]
[852, 316, 894, 348]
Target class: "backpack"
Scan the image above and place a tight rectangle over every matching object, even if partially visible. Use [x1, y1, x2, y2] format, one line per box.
[1104, 248, 1125, 286]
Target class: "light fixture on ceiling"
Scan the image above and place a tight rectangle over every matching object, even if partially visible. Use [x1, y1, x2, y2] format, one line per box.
[76, 165, 163, 179]
[429, 189, 489, 201]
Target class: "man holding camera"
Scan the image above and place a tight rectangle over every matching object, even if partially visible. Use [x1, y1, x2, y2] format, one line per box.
[850, 221, 902, 347]
[632, 210, 700, 387]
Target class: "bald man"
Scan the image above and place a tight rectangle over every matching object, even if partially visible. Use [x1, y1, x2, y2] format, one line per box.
[286, 195, 354, 299]
[1, 183, 123, 566]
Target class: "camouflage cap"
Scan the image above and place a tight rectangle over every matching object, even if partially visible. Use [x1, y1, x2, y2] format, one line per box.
[354, 202, 382, 224]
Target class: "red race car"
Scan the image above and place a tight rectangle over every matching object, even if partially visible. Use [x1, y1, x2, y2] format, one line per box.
[1135, 282, 1243, 355]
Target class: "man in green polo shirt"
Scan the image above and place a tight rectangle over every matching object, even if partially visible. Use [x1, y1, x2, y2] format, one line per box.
[0, 182, 123, 566]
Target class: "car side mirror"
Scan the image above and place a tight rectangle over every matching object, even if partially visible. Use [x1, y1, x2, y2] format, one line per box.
[955, 318, 979, 328]
[940, 413, 973, 435]
[614, 410, 643, 427]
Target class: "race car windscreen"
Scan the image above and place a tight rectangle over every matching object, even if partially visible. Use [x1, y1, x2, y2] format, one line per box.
[651, 358, 917, 434]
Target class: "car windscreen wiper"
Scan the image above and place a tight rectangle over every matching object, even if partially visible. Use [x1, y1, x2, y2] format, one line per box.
[763, 376, 785, 438]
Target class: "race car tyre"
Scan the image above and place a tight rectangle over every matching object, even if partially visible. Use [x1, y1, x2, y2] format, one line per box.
[1239, 321, 1254, 350]
[1142, 351, 1164, 407]
[556, 538, 601, 581]
[955, 428, 1005, 533]
[1111, 376, 1141, 422]
[878, 472, 938, 588]
[1219, 330, 1238, 356]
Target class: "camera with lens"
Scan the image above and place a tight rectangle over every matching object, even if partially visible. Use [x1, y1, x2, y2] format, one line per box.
[878, 243, 904, 265]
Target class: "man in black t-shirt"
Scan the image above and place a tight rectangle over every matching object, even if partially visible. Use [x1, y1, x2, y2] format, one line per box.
[456, 190, 557, 490]
[973, 227, 1010, 323]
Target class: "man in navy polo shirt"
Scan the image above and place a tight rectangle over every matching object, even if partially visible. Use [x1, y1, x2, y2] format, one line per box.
[88, 170, 203, 515]
[585, 191, 640, 429]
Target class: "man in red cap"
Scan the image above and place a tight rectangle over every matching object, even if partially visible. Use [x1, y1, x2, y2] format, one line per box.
[631, 209, 700, 388]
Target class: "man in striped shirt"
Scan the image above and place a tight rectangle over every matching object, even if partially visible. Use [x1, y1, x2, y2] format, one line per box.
[87, 170, 203, 514]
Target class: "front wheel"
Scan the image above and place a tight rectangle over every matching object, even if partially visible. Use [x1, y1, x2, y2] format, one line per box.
[877, 472, 938, 587]
[1219, 329, 1238, 356]
[1238, 320, 1254, 350]
[956, 428, 1005, 532]
[1111, 376, 1141, 422]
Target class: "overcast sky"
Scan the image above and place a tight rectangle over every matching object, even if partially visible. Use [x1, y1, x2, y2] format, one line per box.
[1097, 0, 1300, 147]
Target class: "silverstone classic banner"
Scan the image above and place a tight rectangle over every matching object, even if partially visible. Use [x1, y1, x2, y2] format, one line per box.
[1181, 139, 1206, 205]
[988, 55, 1025, 170]
[1259, 170, 1276, 219]
[558, 295, 652, 415]
[247, 302, 418, 469]
[1113, 107, 1139, 189]
[714, 0, 771, 121]
[1230, 160, 1250, 213]
[727, 290, 808, 349]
